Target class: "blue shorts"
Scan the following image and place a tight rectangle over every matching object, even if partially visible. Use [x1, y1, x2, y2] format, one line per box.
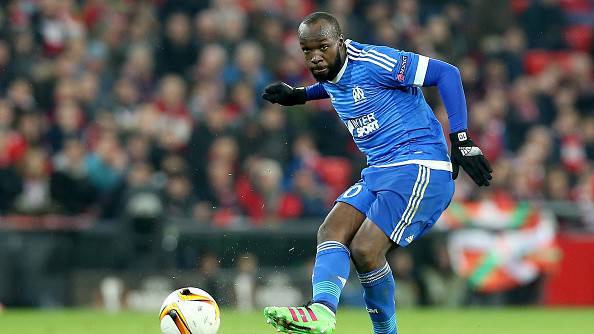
[336, 164, 454, 247]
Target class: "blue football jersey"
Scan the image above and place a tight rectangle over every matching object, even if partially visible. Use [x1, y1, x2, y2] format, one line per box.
[316, 39, 450, 169]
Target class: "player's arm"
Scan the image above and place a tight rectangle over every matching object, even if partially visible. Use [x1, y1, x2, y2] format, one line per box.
[368, 45, 492, 186]
[262, 82, 328, 106]
[420, 58, 492, 186]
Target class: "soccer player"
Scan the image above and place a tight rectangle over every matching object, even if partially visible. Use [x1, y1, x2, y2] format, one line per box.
[261, 12, 492, 334]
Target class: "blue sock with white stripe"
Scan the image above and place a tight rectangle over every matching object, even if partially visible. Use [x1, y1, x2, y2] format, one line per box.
[358, 262, 397, 334]
[312, 241, 350, 313]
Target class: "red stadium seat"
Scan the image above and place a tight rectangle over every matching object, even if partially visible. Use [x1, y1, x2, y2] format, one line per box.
[523, 50, 555, 75]
[316, 157, 352, 198]
[522, 50, 579, 75]
[559, 0, 593, 13]
[565, 25, 593, 52]
[511, 0, 530, 14]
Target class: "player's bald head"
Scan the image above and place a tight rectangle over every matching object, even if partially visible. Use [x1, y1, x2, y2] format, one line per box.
[297, 12, 346, 82]
[298, 12, 342, 41]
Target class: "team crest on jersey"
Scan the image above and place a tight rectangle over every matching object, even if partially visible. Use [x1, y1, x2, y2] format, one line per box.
[352, 86, 366, 103]
[397, 55, 408, 82]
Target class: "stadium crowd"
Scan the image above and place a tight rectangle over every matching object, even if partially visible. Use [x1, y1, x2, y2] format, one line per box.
[0, 0, 593, 228]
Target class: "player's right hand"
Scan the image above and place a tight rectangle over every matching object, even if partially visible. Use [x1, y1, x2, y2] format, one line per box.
[262, 82, 307, 106]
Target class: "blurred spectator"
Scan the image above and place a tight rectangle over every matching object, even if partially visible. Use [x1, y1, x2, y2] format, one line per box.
[223, 41, 271, 96]
[255, 16, 286, 71]
[500, 27, 527, 81]
[255, 104, 291, 163]
[193, 44, 228, 84]
[32, 0, 84, 57]
[506, 78, 540, 152]
[14, 148, 51, 214]
[50, 138, 97, 214]
[77, 71, 103, 115]
[255, 273, 303, 308]
[234, 253, 258, 312]
[284, 133, 329, 214]
[197, 253, 224, 303]
[236, 158, 302, 223]
[521, 0, 566, 49]
[85, 131, 126, 193]
[292, 169, 327, 218]
[121, 45, 155, 95]
[163, 173, 197, 220]
[468, 0, 513, 51]
[371, 19, 400, 49]
[194, 9, 220, 45]
[420, 242, 466, 307]
[46, 100, 83, 152]
[388, 249, 420, 308]
[424, 15, 457, 61]
[154, 74, 189, 118]
[201, 159, 239, 226]
[111, 79, 141, 130]
[0, 132, 23, 213]
[17, 112, 45, 148]
[0, 40, 15, 92]
[155, 12, 197, 77]
[0, 100, 14, 130]
[215, 4, 247, 52]
[10, 31, 36, 80]
[156, 80, 194, 151]
[208, 135, 239, 168]
[544, 167, 571, 201]
[187, 110, 231, 191]
[392, 0, 420, 40]
[583, 117, 594, 160]
[125, 133, 153, 165]
[121, 162, 162, 220]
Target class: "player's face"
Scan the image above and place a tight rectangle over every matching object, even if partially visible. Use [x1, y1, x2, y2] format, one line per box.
[299, 24, 343, 81]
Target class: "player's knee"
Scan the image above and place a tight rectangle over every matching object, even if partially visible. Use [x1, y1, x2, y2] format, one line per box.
[350, 239, 381, 271]
[317, 221, 331, 243]
[317, 220, 346, 244]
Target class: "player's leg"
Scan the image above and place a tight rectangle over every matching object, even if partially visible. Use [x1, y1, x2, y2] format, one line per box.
[264, 203, 364, 334]
[350, 219, 397, 334]
[311, 201, 366, 312]
[352, 164, 455, 334]
[264, 182, 375, 334]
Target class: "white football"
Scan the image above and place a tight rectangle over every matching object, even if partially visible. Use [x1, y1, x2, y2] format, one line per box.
[159, 287, 221, 334]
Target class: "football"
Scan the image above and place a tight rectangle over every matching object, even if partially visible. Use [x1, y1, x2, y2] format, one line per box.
[159, 287, 221, 334]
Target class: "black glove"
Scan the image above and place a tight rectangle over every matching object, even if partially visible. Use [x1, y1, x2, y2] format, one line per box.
[449, 130, 493, 186]
[262, 82, 307, 106]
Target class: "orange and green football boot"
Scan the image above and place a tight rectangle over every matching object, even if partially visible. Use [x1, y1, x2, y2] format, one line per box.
[264, 302, 336, 334]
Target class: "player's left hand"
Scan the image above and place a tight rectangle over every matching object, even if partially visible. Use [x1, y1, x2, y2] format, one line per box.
[449, 130, 492, 186]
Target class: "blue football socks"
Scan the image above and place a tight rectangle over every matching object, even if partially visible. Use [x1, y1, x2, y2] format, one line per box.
[358, 262, 397, 334]
[311, 241, 351, 313]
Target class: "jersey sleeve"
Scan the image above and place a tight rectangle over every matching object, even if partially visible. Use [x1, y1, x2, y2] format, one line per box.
[352, 42, 468, 133]
[423, 58, 468, 132]
[352, 44, 429, 88]
[305, 82, 329, 100]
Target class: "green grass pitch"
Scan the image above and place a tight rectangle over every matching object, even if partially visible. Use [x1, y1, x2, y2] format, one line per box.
[1, 308, 593, 334]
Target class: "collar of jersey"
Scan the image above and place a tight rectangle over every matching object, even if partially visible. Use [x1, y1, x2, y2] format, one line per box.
[328, 39, 351, 84]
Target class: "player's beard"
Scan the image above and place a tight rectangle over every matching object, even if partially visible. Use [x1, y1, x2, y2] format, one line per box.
[312, 52, 344, 82]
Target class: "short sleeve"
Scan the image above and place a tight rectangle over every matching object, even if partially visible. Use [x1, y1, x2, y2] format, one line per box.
[347, 42, 429, 87]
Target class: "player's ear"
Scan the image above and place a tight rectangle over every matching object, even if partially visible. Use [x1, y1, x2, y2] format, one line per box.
[338, 34, 344, 46]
